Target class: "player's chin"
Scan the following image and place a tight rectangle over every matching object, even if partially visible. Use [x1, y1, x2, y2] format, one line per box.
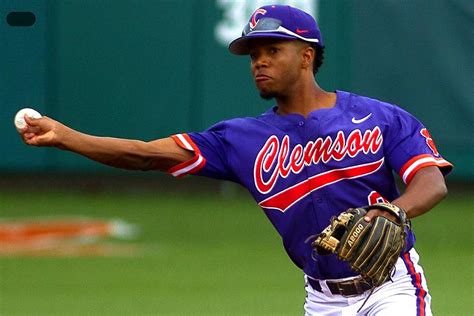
[259, 92, 275, 100]
[257, 88, 277, 100]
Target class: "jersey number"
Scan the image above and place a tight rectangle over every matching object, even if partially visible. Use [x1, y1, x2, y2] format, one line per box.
[368, 191, 389, 205]
[420, 128, 440, 156]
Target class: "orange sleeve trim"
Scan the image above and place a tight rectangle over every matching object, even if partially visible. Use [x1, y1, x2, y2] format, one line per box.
[168, 134, 206, 178]
[400, 154, 453, 185]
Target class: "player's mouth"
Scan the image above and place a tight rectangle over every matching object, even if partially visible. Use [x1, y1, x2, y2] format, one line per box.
[255, 74, 271, 82]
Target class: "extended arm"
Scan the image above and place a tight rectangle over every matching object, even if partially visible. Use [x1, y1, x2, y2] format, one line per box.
[20, 115, 193, 171]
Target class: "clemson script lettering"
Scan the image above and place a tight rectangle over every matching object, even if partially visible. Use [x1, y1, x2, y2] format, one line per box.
[254, 127, 383, 194]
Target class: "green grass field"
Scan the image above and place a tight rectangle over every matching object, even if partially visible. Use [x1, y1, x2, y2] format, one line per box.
[0, 186, 472, 315]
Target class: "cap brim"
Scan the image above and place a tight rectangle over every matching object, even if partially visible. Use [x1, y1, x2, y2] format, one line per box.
[228, 33, 297, 55]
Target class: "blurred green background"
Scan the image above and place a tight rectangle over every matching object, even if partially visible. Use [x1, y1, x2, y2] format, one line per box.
[1, 0, 473, 315]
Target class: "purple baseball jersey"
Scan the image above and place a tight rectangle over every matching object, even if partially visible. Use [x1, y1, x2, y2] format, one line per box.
[168, 90, 452, 280]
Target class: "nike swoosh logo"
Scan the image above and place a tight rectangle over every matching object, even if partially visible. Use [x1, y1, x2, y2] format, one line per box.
[351, 113, 373, 124]
[296, 28, 309, 34]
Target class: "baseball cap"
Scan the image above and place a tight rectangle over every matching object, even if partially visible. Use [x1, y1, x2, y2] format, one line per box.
[229, 5, 324, 55]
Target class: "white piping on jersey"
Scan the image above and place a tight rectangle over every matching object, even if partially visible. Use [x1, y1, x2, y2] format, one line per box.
[171, 155, 204, 177]
[401, 156, 449, 184]
[176, 134, 194, 151]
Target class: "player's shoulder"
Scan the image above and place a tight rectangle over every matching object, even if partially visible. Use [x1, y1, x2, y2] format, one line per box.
[205, 114, 270, 134]
[341, 90, 398, 112]
[338, 91, 424, 133]
[215, 115, 266, 126]
[214, 106, 277, 127]
[338, 90, 414, 121]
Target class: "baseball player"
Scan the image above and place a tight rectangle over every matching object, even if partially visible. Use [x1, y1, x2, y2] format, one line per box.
[20, 5, 452, 315]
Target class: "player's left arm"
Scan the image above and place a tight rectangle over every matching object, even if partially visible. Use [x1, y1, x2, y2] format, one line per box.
[365, 165, 447, 221]
[391, 165, 447, 218]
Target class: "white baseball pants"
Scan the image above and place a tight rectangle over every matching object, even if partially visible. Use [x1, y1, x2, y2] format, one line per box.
[304, 248, 432, 316]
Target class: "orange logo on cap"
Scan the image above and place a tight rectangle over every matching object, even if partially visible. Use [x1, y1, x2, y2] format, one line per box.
[249, 8, 267, 29]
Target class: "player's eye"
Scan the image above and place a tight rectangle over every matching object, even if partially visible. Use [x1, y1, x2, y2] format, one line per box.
[269, 47, 279, 54]
[249, 48, 259, 60]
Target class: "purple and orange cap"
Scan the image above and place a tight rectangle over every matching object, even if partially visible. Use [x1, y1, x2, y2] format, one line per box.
[229, 5, 324, 55]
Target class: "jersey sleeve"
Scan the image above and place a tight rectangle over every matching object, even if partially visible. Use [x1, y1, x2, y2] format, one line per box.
[384, 106, 453, 184]
[167, 121, 237, 181]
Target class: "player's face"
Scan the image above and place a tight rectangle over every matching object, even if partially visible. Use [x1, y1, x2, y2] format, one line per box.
[248, 39, 307, 100]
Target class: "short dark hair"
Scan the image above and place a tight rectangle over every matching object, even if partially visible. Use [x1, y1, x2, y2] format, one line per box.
[313, 45, 324, 76]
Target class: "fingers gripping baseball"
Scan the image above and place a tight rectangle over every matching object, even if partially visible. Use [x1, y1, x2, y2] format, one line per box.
[21, 115, 63, 147]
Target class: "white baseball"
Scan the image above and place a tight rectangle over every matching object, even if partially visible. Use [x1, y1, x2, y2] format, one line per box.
[14, 108, 42, 132]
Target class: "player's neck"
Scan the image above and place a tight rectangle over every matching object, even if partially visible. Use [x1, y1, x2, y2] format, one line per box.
[275, 82, 336, 117]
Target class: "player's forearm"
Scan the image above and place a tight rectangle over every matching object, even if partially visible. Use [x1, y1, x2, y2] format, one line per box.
[391, 166, 447, 218]
[21, 115, 193, 171]
[58, 128, 176, 171]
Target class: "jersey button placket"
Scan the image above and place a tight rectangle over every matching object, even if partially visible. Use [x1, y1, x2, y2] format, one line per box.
[308, 116, 331, 231]
[297, 118, 322, 229]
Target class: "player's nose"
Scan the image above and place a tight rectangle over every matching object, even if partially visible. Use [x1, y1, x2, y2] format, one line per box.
[251, 54, 269, 70]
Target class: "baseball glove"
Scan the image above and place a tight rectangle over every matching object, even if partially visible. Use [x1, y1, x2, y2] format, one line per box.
[311, 202, 410, 288]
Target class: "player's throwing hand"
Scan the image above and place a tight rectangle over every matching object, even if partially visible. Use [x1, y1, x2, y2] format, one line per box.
[20, 115, 68, 147]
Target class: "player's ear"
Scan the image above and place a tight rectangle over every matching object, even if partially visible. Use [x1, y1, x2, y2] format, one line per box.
[300, 43, 315, 71]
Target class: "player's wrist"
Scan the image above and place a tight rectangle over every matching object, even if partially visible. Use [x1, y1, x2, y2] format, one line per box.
[57, 124, 81, 150]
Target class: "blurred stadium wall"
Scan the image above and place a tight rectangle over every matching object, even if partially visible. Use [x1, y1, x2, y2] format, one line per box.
[1, 0, 473, 180]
